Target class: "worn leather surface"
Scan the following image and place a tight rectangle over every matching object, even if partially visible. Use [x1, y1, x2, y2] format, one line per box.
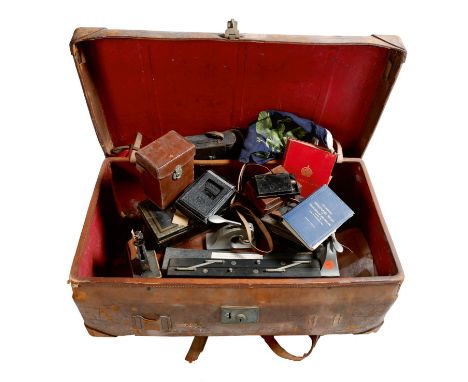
[136, 130, 195, 209]
[69, 27, 405, 340]
[136, 130, 195, 179]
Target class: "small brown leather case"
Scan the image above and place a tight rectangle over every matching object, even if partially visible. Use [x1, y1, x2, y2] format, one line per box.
[135, 130, 195, 209]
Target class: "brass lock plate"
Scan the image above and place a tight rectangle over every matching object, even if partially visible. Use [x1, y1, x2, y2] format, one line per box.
[221, 306, 259, 324]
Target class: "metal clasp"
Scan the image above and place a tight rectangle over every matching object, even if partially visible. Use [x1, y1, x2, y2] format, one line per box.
[172, 165, 183, 180]
[224, 19, 240, 40]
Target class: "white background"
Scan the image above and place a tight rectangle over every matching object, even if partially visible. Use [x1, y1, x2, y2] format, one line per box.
[1, 1, 466, 380]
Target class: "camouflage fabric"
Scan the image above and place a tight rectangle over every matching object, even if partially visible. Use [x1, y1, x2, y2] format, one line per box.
[255, 111, 308, 157]
[239, 110, 330, 164]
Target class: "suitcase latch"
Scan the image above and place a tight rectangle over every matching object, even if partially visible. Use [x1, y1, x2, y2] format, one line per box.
[221, 306, 259, 324]
[224, 19, 240, 40]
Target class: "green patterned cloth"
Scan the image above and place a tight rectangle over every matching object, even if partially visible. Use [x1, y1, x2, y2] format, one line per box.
[255, 111, 308, 157]
[239, 110, 331, 164]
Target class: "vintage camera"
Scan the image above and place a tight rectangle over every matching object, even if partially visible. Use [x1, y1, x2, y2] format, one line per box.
[175, 170, 236, 224]
[253, 173, 300, 198]
[138, 199, 205, 247]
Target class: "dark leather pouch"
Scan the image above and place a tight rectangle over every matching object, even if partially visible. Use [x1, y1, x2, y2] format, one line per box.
[185, 129, 242, 160]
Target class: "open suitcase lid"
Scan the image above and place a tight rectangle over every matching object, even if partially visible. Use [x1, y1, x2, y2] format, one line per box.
[70, 23, 406, 158]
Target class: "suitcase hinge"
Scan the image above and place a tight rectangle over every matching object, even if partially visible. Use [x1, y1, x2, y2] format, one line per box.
[224, 19, 240, 40]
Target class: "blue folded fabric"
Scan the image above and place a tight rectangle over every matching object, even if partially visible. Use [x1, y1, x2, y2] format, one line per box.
[239, 110, 330, 164]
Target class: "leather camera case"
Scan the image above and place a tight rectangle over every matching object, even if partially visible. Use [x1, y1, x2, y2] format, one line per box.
[135, 130, 195, 209]
[185, 129, 242, 160]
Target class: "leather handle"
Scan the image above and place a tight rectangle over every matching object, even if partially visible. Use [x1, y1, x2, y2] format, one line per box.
[205, 131, 224, 140]
[129, 132, 143, 163]
[262, 335, 320, 361]
[183, 335, 319, 362]
[185, 336, 208, 363]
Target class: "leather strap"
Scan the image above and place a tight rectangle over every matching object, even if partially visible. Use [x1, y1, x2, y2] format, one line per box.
[227, 163, 275, 255]
[236, 163, 272, 193]
[185, 336, 208, 363]
[262, 335, 320, 361]
[231, 202, 273, 255]
[184, 335, 319, 362]
[129, 132, 143, 163]
[334, 139, 343, 163]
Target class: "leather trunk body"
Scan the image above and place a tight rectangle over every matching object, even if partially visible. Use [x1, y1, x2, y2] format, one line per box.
[69, 27, 405, 338]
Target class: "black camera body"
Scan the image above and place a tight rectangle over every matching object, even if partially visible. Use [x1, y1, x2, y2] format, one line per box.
[175, 170, 236, 224]
[253, 173, 300, 198]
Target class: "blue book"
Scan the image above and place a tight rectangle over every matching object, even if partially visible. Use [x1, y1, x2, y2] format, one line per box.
[282, 185, 354, 250]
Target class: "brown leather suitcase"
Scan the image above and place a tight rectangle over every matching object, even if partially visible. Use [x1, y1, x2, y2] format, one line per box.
[69, 22, 405, 361]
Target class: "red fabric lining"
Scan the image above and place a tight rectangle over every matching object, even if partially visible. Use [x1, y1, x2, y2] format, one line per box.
[79, 162, 143, 278]
[82, 39, 389, 156]
[330, 162, 397, 276]
[79, 199, 106, 278]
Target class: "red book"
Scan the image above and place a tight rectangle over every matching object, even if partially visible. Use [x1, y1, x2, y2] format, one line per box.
[282, 139, 336, 197]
